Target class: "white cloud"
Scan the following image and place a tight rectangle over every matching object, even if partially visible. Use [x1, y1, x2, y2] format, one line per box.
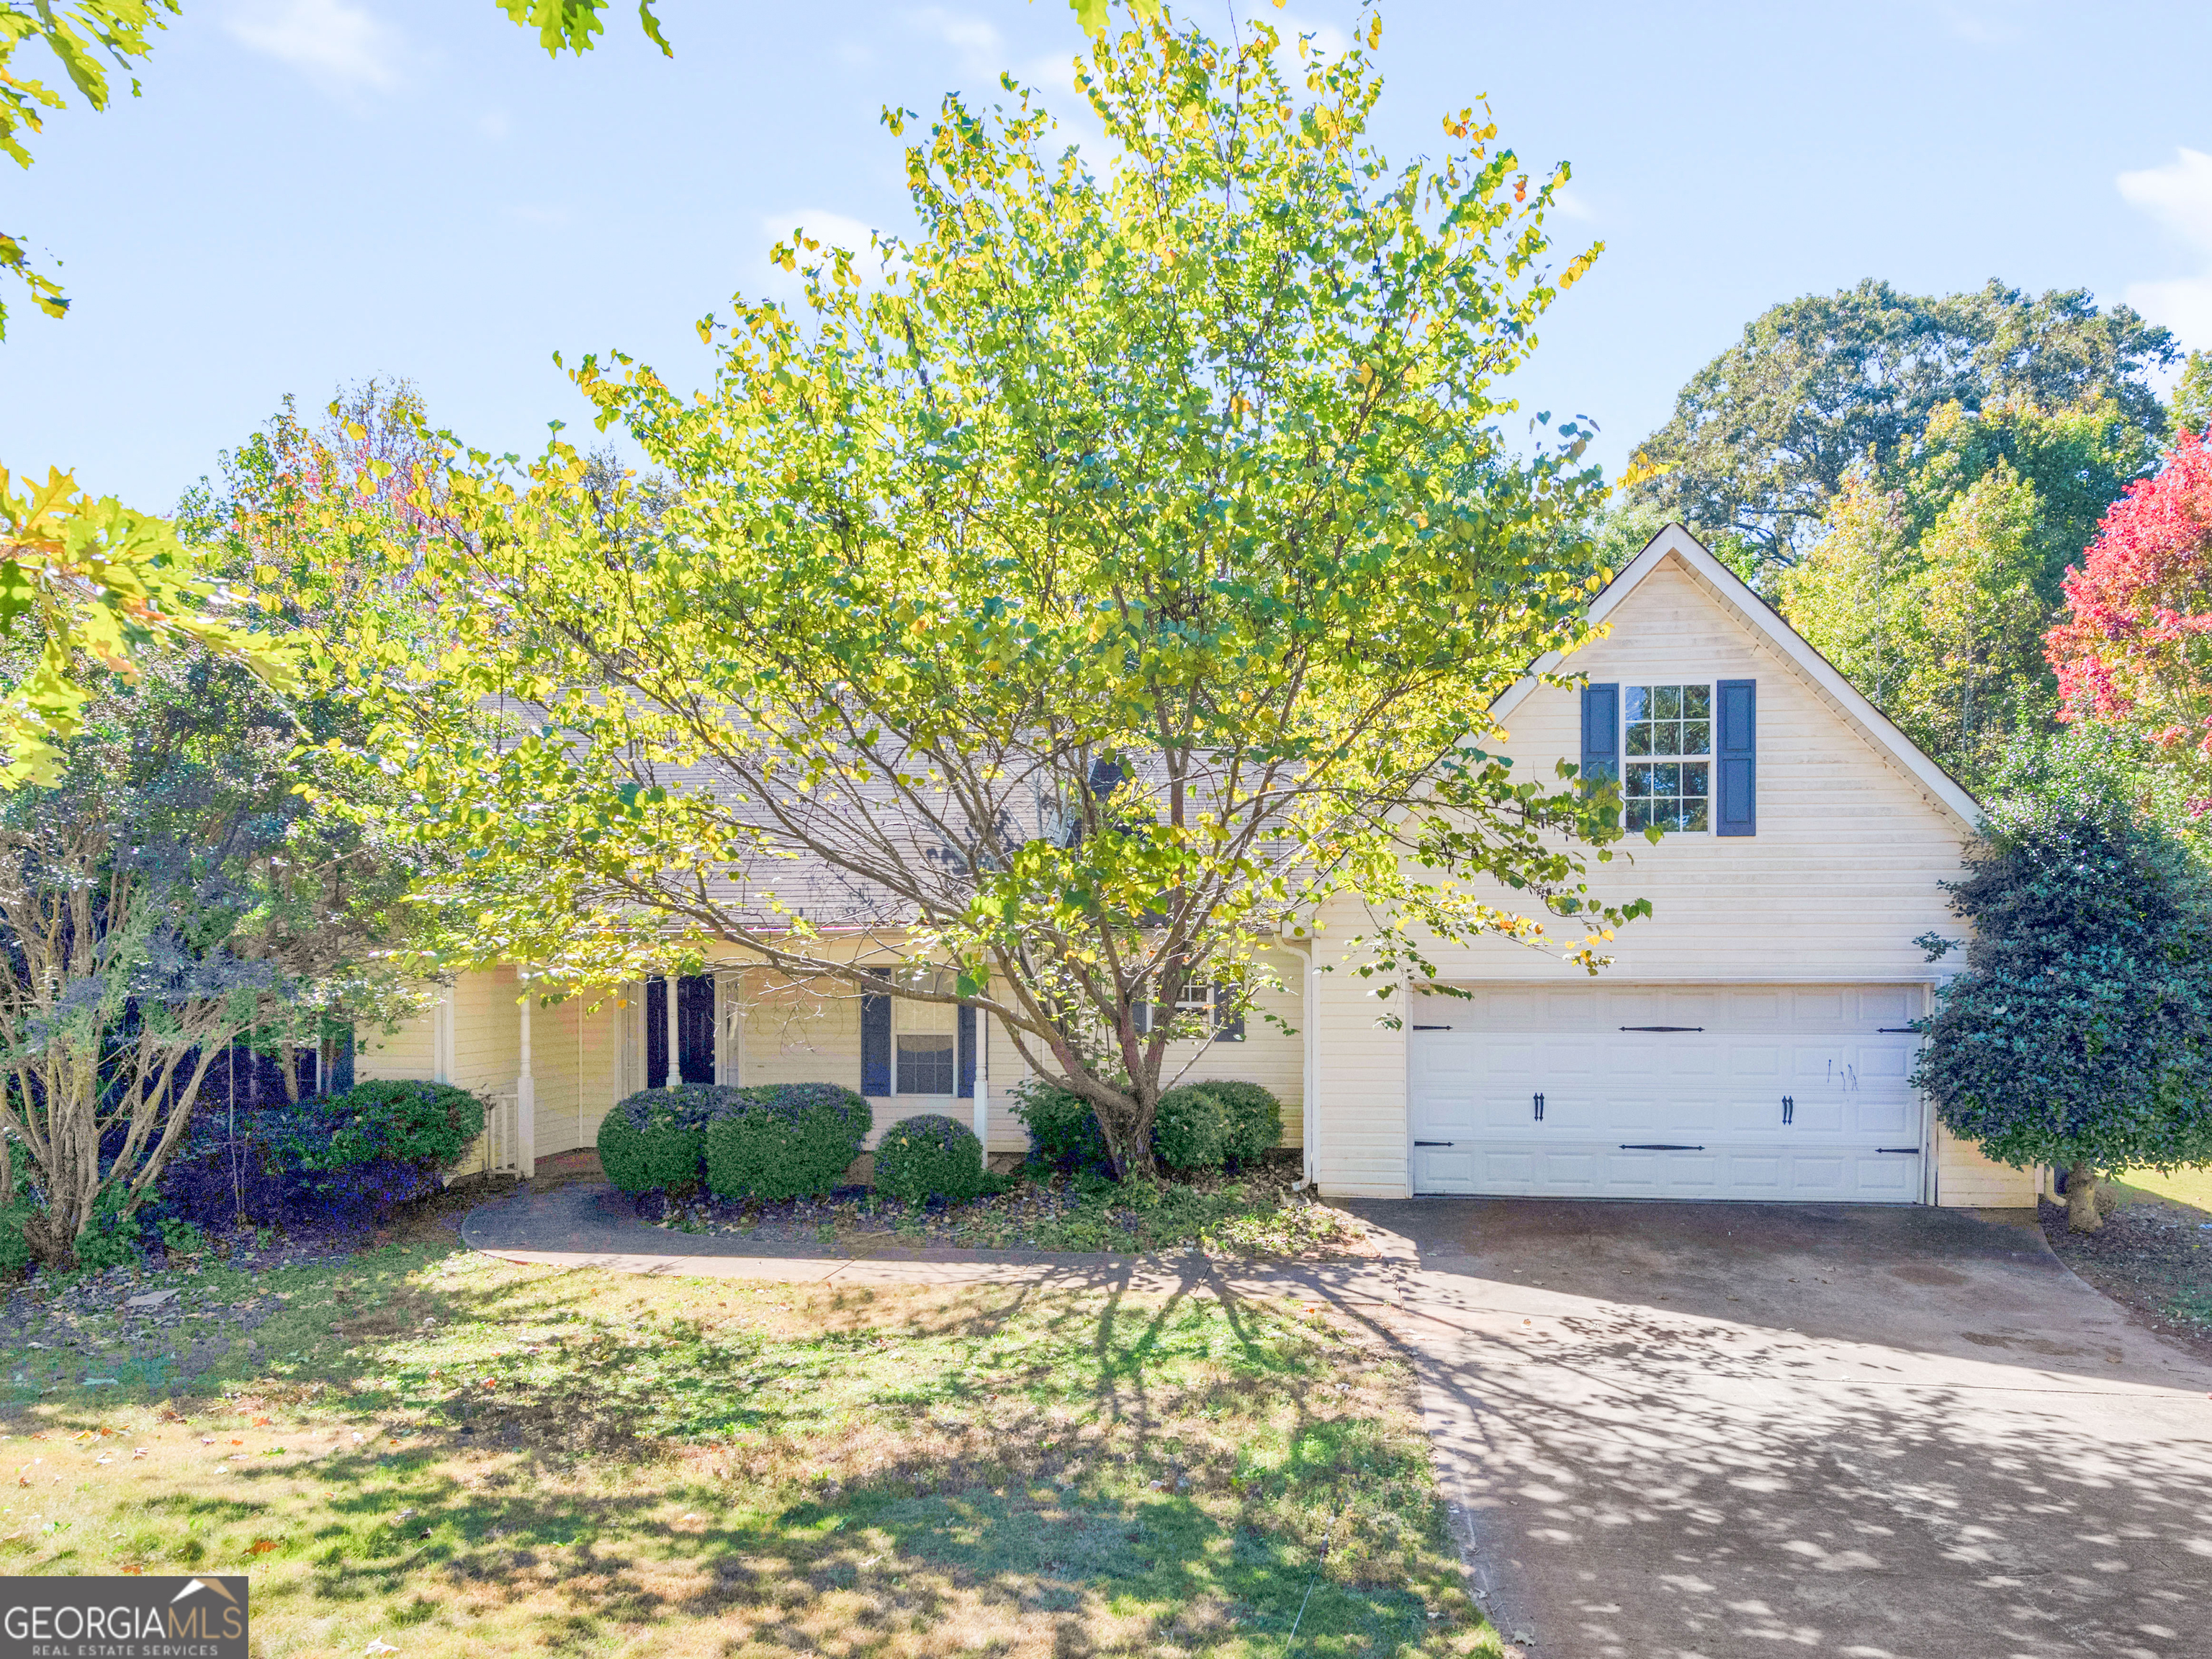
[2118, 148, 2212, 349]
[1549, 186, 1596, 222]
[908, 6, 1004, 71]
[1938, 4, 2026, 46]
[765, 210, 883, 260]
[225, 0, 403, 96]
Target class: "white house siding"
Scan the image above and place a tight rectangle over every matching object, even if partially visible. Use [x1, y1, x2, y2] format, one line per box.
[1306, 550, 2032, 1207]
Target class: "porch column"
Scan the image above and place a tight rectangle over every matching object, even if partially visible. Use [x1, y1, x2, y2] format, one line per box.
[516, 969, 536, 1178]
[973, 1008, 989, 1148]
[665, 968, 680, 1090]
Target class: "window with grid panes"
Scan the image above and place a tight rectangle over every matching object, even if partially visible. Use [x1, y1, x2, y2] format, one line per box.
[1624, 684, 1711, 832]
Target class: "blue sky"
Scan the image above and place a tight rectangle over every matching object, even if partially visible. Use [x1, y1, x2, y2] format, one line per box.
[3, 0, 2209, 509]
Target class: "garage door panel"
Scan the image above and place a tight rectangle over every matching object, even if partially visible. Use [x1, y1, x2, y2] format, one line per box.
[1407, 984, 1928, 1202]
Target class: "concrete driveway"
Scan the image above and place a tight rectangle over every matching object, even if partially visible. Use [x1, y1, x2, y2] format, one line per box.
[1341, 1200, 2212, 1659]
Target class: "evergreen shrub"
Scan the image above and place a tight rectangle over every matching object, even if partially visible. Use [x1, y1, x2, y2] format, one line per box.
[873, 1113, 984, 1205]
[1014, 1079, 1112, 1174]
[598, 1084, 736, 1194]
[703, 1084, 871, 1201]
[162, 1079, 490, 1229]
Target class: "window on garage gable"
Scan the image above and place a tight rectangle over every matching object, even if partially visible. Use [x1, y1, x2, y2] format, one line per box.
[1624, 683, 1711, 832]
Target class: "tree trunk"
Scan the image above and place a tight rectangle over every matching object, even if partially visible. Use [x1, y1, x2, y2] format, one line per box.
[20, 1209, 78, 1271]
[2064, 1161, 2104, 1234]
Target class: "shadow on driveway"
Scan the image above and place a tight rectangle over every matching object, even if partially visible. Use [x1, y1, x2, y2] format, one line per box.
[1337, 1198, 2212, 1659]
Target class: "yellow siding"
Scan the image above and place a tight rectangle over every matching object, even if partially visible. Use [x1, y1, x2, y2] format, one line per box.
[355, 1003, 435, 1082]
[1310, 940, 1411, 1197]
[1305, 552, 1974, 1200]
[528, 985, 626, 1156]
[1933, 1125, 2037, 1208]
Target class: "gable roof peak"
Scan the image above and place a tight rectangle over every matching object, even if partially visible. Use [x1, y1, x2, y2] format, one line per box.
[1492, 521, 1982, 831]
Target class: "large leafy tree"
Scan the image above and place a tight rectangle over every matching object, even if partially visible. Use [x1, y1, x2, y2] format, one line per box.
[1630, 279, 2176, 575]
[0, 648, 416, 1267]
[326, 5, 1646, 1176]
[1779, 396, 2158, 785]
[2046, 430, 2212, 812]
[1912, 746, 2212, 1231]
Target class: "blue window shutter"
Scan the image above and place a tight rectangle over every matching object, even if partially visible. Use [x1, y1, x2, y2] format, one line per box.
[646, 975, 669, 1089]
[1213, 983, 1244, 1043]
[1717, 678, 1756, 836]
[860, 972, 892, 1097]
[956, 1003, 978, 1098]
[1581, 683, 1619, 794]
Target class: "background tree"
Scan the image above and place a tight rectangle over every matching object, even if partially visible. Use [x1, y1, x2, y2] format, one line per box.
[2173, 349, 2212, 447]
[2046, 429, 2212, 814]
[1912, 740, 2212, 1231]
[328, 4, 1648, 1178]
[1777, 395, 2150, 786]
[1629, 279, 2175, 575]
[0, 647, 415, 1267]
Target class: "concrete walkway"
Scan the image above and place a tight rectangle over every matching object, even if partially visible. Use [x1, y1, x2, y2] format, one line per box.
[465, 1186, 2212, 1659]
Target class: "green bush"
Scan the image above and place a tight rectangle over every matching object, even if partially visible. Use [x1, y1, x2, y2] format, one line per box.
[704, 1084, 871, 1202]
[1197, 1079, 1284, 1166]
[874, 1113, 984, 1206]
[74, 1185, 143, 1272]
[1014, 1079, 1112, 1174]
[1154, 1084, 1228, 1172]
[1018, 1077, 1285, 1177]
[158, 1216, 208, 1255]
[314, 1079, 487, 1170]
[0, 1202, 30, 1274]
[598, 1084, 737, 1194]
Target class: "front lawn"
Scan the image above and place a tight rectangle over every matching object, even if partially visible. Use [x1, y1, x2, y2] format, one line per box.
[1, 1225, 1491, 1657]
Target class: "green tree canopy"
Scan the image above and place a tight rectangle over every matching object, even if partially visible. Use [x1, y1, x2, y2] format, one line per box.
[1631, 279, 2176, 574]
[321, 4, 1649, 1176]
[1912, 741, 2212, 1231]
[1777, 395, 2160, 786]
[0, 645, 419, 1267]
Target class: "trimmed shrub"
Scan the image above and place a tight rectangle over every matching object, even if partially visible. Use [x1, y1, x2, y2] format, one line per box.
[1014, 1079, 1112, 1174]
[598, 1084, 737, 1195]
[704, 1084, 871, 1202]
[874, 1114, 984, 1206]
[1197, 1080, 1284, 1167]
[1154, 1084, 1228, 1172]
[161, 1079, 491, 1230]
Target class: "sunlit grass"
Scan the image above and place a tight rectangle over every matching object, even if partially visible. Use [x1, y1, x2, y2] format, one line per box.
[2116, 1165, 2212, 1216]
[1, 1243, 1494, 1657]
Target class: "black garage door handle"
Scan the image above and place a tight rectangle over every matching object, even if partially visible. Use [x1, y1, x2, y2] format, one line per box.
[1414, 1140, 1455, 1147]
[1619, 1143, 1705, 1151]
[1876, 1147, 1920, 1154]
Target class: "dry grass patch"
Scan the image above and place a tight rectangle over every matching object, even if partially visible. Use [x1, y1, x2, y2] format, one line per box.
[2, 1242, 1498, 1657]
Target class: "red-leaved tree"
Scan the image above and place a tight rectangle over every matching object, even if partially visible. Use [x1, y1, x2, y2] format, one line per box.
[2048, 430, 2212, 809]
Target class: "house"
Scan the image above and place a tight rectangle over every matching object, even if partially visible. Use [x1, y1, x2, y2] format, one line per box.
[356, 525, 2033, 1208]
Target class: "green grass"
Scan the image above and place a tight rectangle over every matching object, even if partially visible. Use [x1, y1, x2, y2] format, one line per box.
[1, 1238, 1493, 1658]
[2116, 1164, 2212, 1215]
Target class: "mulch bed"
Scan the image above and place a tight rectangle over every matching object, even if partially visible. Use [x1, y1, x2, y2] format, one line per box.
[2039, 1187, 2212, 1362]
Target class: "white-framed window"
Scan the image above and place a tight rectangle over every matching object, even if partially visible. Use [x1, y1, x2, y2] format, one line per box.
[1624, 683, 1712, 833]
[894, 973, 957, 1096]
[1137, 976, 1245, 1042]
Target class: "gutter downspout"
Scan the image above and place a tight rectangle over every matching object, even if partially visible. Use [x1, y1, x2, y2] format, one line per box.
[1301, 942, 1319, 1192]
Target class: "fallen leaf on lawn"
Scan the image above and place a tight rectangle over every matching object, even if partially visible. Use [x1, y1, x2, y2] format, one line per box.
[366, 1643, 399, 1655]
[249, 1539, 279, 1555]
[253, 1417, 272, 1427]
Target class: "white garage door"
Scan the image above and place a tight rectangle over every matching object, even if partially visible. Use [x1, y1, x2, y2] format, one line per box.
[1411, 984, 1928, 1202]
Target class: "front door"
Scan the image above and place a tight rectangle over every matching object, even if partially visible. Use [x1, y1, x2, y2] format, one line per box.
[646, 974, 717, 1087]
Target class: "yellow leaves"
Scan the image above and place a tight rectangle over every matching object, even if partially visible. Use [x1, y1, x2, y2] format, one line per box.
[1615, 450, 1670, 494]
[1559, 248, 1599, 289]
[0, 462, 297, 786]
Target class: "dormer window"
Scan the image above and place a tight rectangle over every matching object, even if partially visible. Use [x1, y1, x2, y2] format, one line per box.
[1624, 683, 1711, 832]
